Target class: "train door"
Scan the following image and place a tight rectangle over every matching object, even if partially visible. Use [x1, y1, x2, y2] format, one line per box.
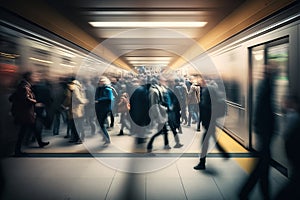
[249, 37, 289, 156]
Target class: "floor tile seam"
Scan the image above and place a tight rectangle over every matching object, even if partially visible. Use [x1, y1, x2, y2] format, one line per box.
[175, 162, 189, 200]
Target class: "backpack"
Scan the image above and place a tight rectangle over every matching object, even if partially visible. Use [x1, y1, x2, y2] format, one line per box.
[211, 86, 227, 118]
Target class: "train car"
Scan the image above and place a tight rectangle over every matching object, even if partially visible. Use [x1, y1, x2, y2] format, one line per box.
[195, 3, 300, 176]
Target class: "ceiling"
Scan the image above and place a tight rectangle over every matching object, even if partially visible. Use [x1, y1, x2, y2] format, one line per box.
[36, 0, 247, 71]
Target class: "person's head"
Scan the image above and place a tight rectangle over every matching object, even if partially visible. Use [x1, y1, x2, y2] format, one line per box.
[98, 76, 110, 86]
[22, 71, 37, 84]
[158, 75, 167, 86]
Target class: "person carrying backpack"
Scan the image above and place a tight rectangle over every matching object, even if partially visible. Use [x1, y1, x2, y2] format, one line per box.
[194, 78, 229, 170]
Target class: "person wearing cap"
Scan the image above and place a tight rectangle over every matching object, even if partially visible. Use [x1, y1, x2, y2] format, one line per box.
[95, 76, 114, 145]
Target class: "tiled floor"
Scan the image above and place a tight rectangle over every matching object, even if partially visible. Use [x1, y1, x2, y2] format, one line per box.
[0, 120, 289, 200]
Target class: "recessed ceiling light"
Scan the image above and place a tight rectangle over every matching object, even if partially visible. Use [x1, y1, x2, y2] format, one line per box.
[85, 11, 205, 15]
[129, 60, 170, 64]
[126, 57, 172, 61]
[89, 21, 207, 28]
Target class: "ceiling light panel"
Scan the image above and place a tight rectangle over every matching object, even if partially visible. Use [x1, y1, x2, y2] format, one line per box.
[89, 21, 207, 28]
[83, 11, 208, 15]
[129, 60, 169, 63]
[126, 57, 171, 61]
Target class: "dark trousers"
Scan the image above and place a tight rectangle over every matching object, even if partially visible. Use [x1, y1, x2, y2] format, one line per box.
[239, 135, 272, 200]
[15, 122, 43, 154]
[69, 119, 79, 141]
[96, 110, 111, 142]
[52, 111, 62, 135]
[147, 124, 169, 150]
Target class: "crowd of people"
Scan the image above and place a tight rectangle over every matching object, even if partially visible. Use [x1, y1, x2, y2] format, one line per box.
[8, 71, 226, 156]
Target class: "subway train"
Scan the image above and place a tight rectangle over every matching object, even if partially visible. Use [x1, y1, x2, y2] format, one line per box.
[195, 3, 300, 176]
[1, 2, 300, 177]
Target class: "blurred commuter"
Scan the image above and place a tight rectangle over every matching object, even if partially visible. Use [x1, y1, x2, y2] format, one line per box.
[275, 95, 300, 200]
[117, 92, 131, 136]
[129, 82, 152, 145]
[61, 77, 74, 139]
[239, 64, 277, 200]
[52, 77, 68, 135]
[194, 78, 229, 170]
[9, 71, 49, 155]
[196, 84, 203, 132]
[83, 79, 96, 135]
[32, 77, 53, 141]
[62, 78, 88, 144]
[173, 78, 188, 126]
[106, 82, 118, 129]
[95, 76, 114, 145]
[187, 80, 200, 127]
[70, 79, 88, 144]
[146, 77, 171, 152]
[166, 80, 184, 148]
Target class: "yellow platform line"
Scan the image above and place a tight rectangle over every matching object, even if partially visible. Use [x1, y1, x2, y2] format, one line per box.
[216, 128, 257, 174]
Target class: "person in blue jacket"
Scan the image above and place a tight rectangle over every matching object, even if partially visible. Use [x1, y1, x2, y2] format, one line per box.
[95, 76, 114, 145]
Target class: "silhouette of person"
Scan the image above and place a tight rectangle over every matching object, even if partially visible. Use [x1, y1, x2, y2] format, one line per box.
[194, 78, 229, 170]
[9, 71, 49, 155]
[146, 77, 170, 152]
[95, 76, 114, 145]
[239, 64, 277, 200]
[275, 94, 300, 200]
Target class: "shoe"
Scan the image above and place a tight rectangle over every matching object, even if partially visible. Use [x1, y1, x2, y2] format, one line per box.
[196, 128, 201, 132]
[64, 135, 70, 138]
[39, 141, 50, 148]
[173, 143, 183, 148]
[117, 130, 124, 136]
[147, 148, 152, 153]
[75, 140, 83, 144]
[193, 163, 206, 170]
[103, 140, 111, 145]
[164, 145, 171, 150]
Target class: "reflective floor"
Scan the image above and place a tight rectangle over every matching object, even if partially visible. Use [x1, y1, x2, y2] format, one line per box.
[0, 118, 289, 200]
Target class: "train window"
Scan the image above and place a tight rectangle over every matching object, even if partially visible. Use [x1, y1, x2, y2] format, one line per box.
[250, 37, 289, 149]
[267, 43, 289, 115]
[250, 38, 289, 116]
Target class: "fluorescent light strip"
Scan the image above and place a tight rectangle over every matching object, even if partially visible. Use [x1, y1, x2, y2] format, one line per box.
[29, 57, 53, 64]
[85, 11, 204, 15]
[60, 63, 75, 68]
[126, 57, 171, 61]
[129, 61, 169, 64]
[132, 64, 167, 67]
[89, 21, 207, 28]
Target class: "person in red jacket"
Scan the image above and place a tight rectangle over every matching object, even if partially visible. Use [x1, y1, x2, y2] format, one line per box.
[9, 71, 49, 156]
